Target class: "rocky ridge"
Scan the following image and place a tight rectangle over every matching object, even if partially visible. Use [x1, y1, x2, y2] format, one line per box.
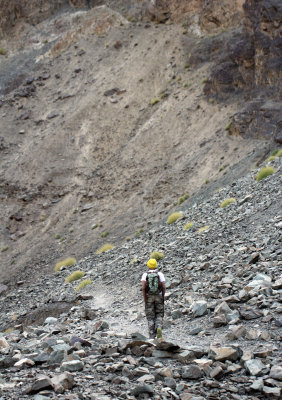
[0, 156, 281, 399]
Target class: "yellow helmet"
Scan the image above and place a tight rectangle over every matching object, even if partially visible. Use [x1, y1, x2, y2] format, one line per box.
[147, 259, 157, 269]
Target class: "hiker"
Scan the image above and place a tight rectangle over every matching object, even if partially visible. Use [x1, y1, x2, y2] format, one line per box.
[141, 258, 165, 339]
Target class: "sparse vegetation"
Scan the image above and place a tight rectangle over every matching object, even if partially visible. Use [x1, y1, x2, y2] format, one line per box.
[55, 234, 61, 240]
[178, 193, 189, 205]
[125, 236, 131, 241]
[219, 166, 225, 172]
[205, 179, 209, 184]
[40, 212, 47, 221]
[101, 231, 109, 238]
[135, 228, 144, 236]
[75, 279, 92, 292]
[96, 243, 114, 254]
[2, 327, 14, 334]
[1, 246, 9, 253]
[198, 226, 209, 233]
[255, 167, 275, 181]
[91, 223, 98, 230]
[225, 122, 231, 131]
[150, 251, 164, 260]
[150, 97, 160, 106]
[202, 77, 207, 84]
[183, 82, 188, 88]
[184, 63, 190, 69]
[65, 270, 85, 283]
[55, 257, 76, 272]
[167, 212, 183, 224]
[127, 15, 137, 23]
[220, 198, 236, 208]
[184, 222, 194, 230]
[0, 48, 7, 55]
[268, 149, 282, 161]
[209, 98, 214, 104]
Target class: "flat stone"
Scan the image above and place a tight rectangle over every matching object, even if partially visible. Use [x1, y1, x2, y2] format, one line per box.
[210, 365, 224, 379]
[209, 346, 242, 362]
[262, 386, 281, 397]
[164, 377, 176, 389]
[51, 372, 75, 393]
[213, 314, 227, 327]
[244, 359, 265, 376]
[269, 366, 282, 381]
[131, 384, 154, 396]
[14, 358, 35, 367]
[44, 317, 58, 325]
[191, 301, 207, 317]
[0, 337, 9, 350]
[25, 376, 53, 394]
[181, 365, 202, 379]
[240, 307, 263, 320]
[227, 325, 247, 340]
[60, 360, 84, 372]
[0, 284, 8, 296]
[177, 350, 195, 364]
[250, 378, 264, 391]
[272, 278, 282, 290]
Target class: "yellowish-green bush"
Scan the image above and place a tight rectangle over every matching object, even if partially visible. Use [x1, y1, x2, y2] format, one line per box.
[268, 149, 282, 161]
[150, 97, 160, 106]
[0, 48, 7, 55]
[55, 257, 76, 272]
[198, 226, 209, 233]
[205, 179, 209, 184]
[255, 167, 275, 182]
[96, 243, 114, 254]
[55, 234, 61, 240]
[1, 246, 8, 253]
[75, 279, 92, 292]
[135, 228, 143, 236]
[150, 251, 164, 260]
[178, 193, 189, 205]
[101, 231, 109, 238]
[220, 198, 236, 208]
[184, 222, 193, 230]
[125, 236, 131, 241]
[65, 270, 85, 283]
[225, 122, 231, 131]
[2, 327, 14, 334]
[167, 212, 182, 224]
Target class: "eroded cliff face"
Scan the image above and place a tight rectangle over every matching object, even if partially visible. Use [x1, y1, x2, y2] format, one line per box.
[0, 0, 245, 37]
[143, 0, 245, 32]
[0, 0, 95, 36]
[202, 0, 282, 142]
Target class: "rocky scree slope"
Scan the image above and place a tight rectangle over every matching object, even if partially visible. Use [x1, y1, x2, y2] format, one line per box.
[0, 4, 273, 285]
[0, 156, 281, 399]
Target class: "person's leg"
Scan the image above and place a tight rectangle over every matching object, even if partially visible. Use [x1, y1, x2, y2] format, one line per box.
[145, 295, 156, 338]
[155, 294, 164, 334]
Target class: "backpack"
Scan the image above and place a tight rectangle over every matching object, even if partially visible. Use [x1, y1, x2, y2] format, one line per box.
[146, 271, 162, 294]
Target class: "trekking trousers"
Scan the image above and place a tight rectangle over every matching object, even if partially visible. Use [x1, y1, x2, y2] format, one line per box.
[145, 293, 164, 337]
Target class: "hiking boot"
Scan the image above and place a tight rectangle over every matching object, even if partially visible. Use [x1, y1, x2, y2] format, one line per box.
[156, 327, 162, 339]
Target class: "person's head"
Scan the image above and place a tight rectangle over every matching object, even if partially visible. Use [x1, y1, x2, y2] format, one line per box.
[147, 258, 157, 270]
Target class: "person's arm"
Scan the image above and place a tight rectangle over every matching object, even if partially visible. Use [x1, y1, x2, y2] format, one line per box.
[161, 281, 165, 302]
[142, 280, 148, 304]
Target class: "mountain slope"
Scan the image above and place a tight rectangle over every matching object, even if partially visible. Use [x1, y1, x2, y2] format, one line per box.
[0, 5, 272, 284]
